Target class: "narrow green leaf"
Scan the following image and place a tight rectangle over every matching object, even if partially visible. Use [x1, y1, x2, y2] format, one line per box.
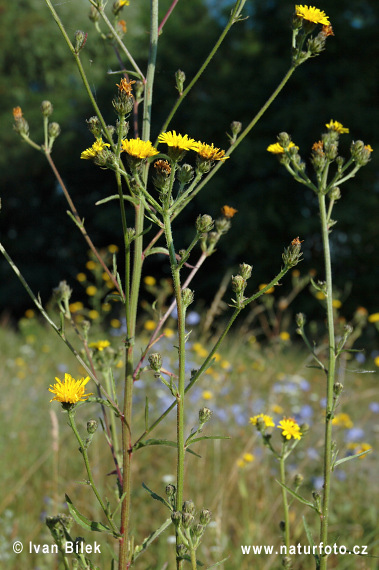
[133, 438, 201, 456]
[133, 518, 172, 561]
[95, 194, 139, 206]
[145, 246, 169, 257]
[275, 481, 320, 512]
[144, 397, 149, 431]
[333, 449, 372, 469]
[302, 516, 320, 565]
[188, 435, 231, 445]
[142, 483, 172, 510]
[207, 557, 230, 568]
[65, 494, 115, 535]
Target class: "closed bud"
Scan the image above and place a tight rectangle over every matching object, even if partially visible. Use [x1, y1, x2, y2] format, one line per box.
[239, 263, 253, 280]
[333, 382, 343, 396]
[176, 544, 188, 556]
[231, 274, 246, 294]
[53, 280, 72, 303]
[89, 6, 100, 22]
[74, 30, 88, 53]
[192, 523, 204, 538]
[134, 80, 144, 102]
[181, 288, 194, 309]
[230, 121, 242, 136]
[13, 116, 29, 137]
[182, 500, 195, 515]
[171, 511, 181, 527]
[48, 122, 61, 140]
[175, 69, 186, 95]
[165, 484, 176, 498]
[148, 352, 162, 373]
[199, 508, 212, 525]
[87, 419, 98, 434]
[181, 512, 194, 528]
[329, 186, 341, 201]
[177, 163, 194, 185]
[41, 100, 53, 117]
[126, 227, 136, 241]
[300, 423, 309, 434]
[196, 214, 214, 234]
[351, 140, 373, 166]
[215, 217, 231, 234]
[294, 473, 304, 487]
[295, 312, 305, 328]
[86, 116, 102, 138]
[199, 407, 213, 424]
[277, 132, 292, 148]
[282, 237, 303, 269]
[112, 93, 134, 116]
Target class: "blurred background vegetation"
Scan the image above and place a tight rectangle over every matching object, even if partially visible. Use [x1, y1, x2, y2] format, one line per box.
[1, 0, 378, 320]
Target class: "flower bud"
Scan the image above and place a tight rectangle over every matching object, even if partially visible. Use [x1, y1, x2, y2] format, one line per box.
[165, 484, 176, 498]
[148, 352, 162, 373]
[199, 407, 213, 424]
[239, 263, 253, 280]
[171, 511, 181, 527]
[294, 473, 304, 487]
[181, 288, 194, 309]
[182, 500, 195, 515]
[351, 140, 373, 166]
[295, 313, 305, 328]
[300, 423, 309, 435]
[89, 6, 100, 22]
[282, 237, 303, 269]
[333, 382, 343, 396]
[196, 214, 214, 234]
[199, 508, 212, 526]
[41, 100, 53, 117]
[126, 227, 136, 241]
[181, 512, 194, 529]
[175, 69, 186, 95]
[230, 121, 242, 136]
[74, 30, 88, 53]
[231, 274, 246, 294]
[177, 163, 194, 185]
[53, 280, 72, 304]
[192, 523, 204, 538]
[87, 419, 98, 434]
[86, 116, 102, 138]
[215, 217, 232, 234]
[329, 186, 341, 201]
[48, 122, 61, 140]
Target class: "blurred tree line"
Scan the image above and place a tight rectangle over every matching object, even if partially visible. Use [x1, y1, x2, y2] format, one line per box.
[1, 0, 378, 321]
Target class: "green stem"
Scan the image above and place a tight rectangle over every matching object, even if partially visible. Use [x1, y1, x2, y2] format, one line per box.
[163, 210, 186, 570]
[67, 409, 119, 535]
[279, 449, 290, 553]
[318, 193, 336, 570]
[190, 548, 198, 570]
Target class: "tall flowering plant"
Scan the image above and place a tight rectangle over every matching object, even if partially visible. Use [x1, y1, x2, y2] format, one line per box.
[2, 2, 371, 570]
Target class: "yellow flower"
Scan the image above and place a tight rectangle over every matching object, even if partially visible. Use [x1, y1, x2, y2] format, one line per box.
[353, 443, 372, 459]
[102, 302, 111, 312]
[295, 5, 330, 26]
[144, 320, 156, 331]
[316, 291, 326, 300]
[49, 373, 92, 404]
[365, 144, 373, 153]
[236, 458, 246, 469]
[86, 260, 97, 270]
[163, 327, 175, 338]
[13, 106, 23, 120]
[81, 138, 110, 160]
[368, 312, 379, 323]
[121, 137, 159, 159]
[332, 413, 353, 429]
[259, 283, 275, 294]
[374, 356, 379, 368]
[25, 309, 35, 318]
[194, 141, 229, 162]
[221, 360, 231, 370]
[88, 310, 100, 320]
[279, 331, 290, 341]
[271, 404, 284, 415]
[250, 414, 275, 428]
[110, 318, 121, 328]
[325, 120, 349, 134]
[69, 302, 84, 313]
[86, 285, 97, 296]
[277, 418, 302, 440]
[202, 390, 213, 400]
[119, 0, 129, 6]
[221, 205, 238, 219]
[158, 130, 198, 151]
[332, 299, 342, 309]
[267, 141, 298, 154]
[108, 244, 119, 253]
[76, 272, 87, 282]
[89, 340, 110, 351]
[116, 78, 135, 95]
[144, 276, 156, 286]
[242, 452, 255, 463]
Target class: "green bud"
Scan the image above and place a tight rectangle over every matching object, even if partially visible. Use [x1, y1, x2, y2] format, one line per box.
[239, 263, 253, 280]
[177, 544, 188, 557]
[296, 312, 305, 328]
[199, 407, 213, 424]
[165, 484, 176, 498]
[329, 186, 341, 201]
[89, 6, 100, 22]
[112, 93, 134, 116]
[48, 122, 61, 140]
[13, 117, 29, 137]
[207, 231, 219, 246]
[294, 473, 304, 487]
[41, 100, 53, 117]
[351, 140, 373, 166]
[231, 274, 246, 294]
[85, 420, 97, 435]
[282, 237, 303, 269]
[171, 511, 181, 527]
[182, 500, 195, 515]
[215, 217, 232, 234]
[277, 132, 292, 149]
[199, 508, 212, 526]
[53, 280, 72, 304]
[196, 214, 214, 234]
[300, 423, 309, 435]
[148, 352, 162, 373]
[74, 30, 88, 53]
[192, 523, 204, 538]
[181, 288, 194, 309]
[333, 382, 343, 396]
[181, 512, 194, 529]
[177, 164, 194, 185]
[175, 69, 186, 95]
[86, 116, 102, 138]
[134, 80, 144, 102]
[230, 121, 242, 136]
[126, 227, 136, 241]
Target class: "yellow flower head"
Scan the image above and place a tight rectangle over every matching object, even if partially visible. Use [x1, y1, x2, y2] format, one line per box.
[249, 414, 275, 428]
[116, 78, 135, 95]
[25, 309, 35, 318]
[13, 106, 23, 120]
[277, 418, 302, 440]
[325, 120, 349, 134]
[144, 275, 156, 286]
[158, 130, 198, 151]
[368, 312, 379, 323]
[108, 244, 119, 253]
[49, 373, 92, 404]
[110, 318, 121, 328]
[202, 390, 213, 400]
[221, 205, 238, 219]
[295, 5, 330, 26]
[194, 141, 229, 162]
[89, 340, 111, 351]
[86, 260, 97, 270]
[86, 285, 97, 296]
[279, 331, 290, 341]
[144, 320, 156, 331]
[121, 137, 159, 159]
[332, 412, 353, 429]
[242, 452, 255, 463]
[267, 141, 299, 154]
[81, 138, 110, 160]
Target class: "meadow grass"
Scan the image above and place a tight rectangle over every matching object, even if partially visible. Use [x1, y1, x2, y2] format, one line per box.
[1, 316, 377, 569]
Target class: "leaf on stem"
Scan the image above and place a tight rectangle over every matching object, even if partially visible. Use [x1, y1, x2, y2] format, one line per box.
[275, 481, 320, 513]
[65, 494, 117, 535]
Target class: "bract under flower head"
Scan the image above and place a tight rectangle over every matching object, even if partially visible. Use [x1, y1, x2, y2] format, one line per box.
[158, 130, 198, 151]
[325, 120, 349, 134]
[49, 373, 92, 404]
[81, 138, 110, 160]
[295, 5, 330, 26]
[194, 141, 229, 162]
[277, 418, 302, 440]
[121, 137, 159, 159]
[267, 141, 299, 154]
